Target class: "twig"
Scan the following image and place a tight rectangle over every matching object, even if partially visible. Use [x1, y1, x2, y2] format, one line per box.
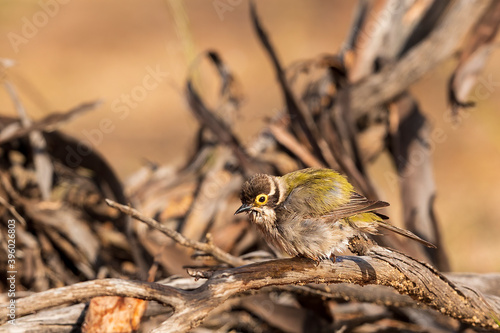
[186, 81, 259, 175]
[185, 51, 261, 176]
[250, 1, 338, 169]
[0, 100, 102, 144]
[105, 199, 250, 267]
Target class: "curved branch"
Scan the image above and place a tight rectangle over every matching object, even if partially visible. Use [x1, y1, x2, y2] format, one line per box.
[2, 247, 498, 332]
[0, 279, 183, 322]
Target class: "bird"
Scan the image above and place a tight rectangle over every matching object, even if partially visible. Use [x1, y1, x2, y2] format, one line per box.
[234, 168, 436, 262]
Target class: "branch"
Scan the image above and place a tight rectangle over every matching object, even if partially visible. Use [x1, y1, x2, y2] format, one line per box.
[250, 1, 339, 169]
[185, 51, 261, 176]
[12, 273, 500, 332]
[155, 247, 500, 332]
[0, 100, 101, 144]
[3, 248, 499, 332]
[0, 195, 26, 226]
[0, 279, 182, 322]
[388, 93, 450, 270]
[105, 199, 250, 268]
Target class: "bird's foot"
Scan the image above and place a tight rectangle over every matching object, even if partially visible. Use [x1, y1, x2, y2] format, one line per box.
[329, 254, 336, 263]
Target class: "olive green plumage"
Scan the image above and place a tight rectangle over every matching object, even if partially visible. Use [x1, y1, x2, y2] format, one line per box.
[281, 168, 353, 214]
[235, 168, 435, 261]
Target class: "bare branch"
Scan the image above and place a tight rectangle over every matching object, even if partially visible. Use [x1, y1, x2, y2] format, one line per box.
[185, 51, 261, 176]
[2, 248, 499, 332]
[0, 279, 183, 323]
[105, 199, 250, 267]
[0, 100, 101, 144]
[250, 1, 339, 169]
[387, 93, 450, 270]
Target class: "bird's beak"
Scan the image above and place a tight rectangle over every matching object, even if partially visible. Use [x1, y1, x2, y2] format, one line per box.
[234, 204, 252, 215]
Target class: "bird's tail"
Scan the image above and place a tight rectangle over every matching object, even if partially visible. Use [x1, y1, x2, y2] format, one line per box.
[377, 222, 437, 248]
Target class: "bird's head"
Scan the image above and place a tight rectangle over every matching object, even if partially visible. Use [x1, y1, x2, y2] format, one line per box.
[234, 173, 283, 224]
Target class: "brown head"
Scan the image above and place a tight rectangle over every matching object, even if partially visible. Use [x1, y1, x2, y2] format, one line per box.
[234, 173, 284, 224]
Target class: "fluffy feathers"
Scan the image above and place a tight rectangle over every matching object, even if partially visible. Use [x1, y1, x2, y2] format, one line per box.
[236, 168, 436, 261]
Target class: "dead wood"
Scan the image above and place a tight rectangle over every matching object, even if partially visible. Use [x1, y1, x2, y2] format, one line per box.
[349, 0, 493, 117]
[250, 2, 339, 171]
[1, 250, 499, 332]
[0, 100, 101, 145]
[449, 1, 500, 114]
[4, 273, 500, 333]
[387, 93, 450, 270]
[185, 51, 261, 177]
[336, 0, 497, 269]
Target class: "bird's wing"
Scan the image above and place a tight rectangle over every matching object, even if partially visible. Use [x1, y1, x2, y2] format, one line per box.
[280, 169, 437, 248]
[327, 194, 436, 248]
[281, 168, 363, 216]
[280, 168, 388, 218]
[322, 192, 389, 220]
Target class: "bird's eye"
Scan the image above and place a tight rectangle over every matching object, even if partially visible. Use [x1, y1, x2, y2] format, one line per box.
[255, 194, 268, 205]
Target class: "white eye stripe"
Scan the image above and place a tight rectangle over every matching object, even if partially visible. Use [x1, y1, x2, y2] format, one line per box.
[268, 176, 276, 197]
[269, 176, 285, 204]
[278, 179, 286, 204]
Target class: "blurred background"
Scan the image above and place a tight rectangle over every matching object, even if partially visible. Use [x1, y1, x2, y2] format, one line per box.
[0, 0, 499, 273]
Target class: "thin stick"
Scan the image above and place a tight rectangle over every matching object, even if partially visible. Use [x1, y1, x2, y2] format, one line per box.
[0, 100, 102, 144]
[105, 199, 249, 268]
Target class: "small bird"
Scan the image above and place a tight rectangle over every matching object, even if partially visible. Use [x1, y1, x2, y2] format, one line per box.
[235, 168, 436, 262]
